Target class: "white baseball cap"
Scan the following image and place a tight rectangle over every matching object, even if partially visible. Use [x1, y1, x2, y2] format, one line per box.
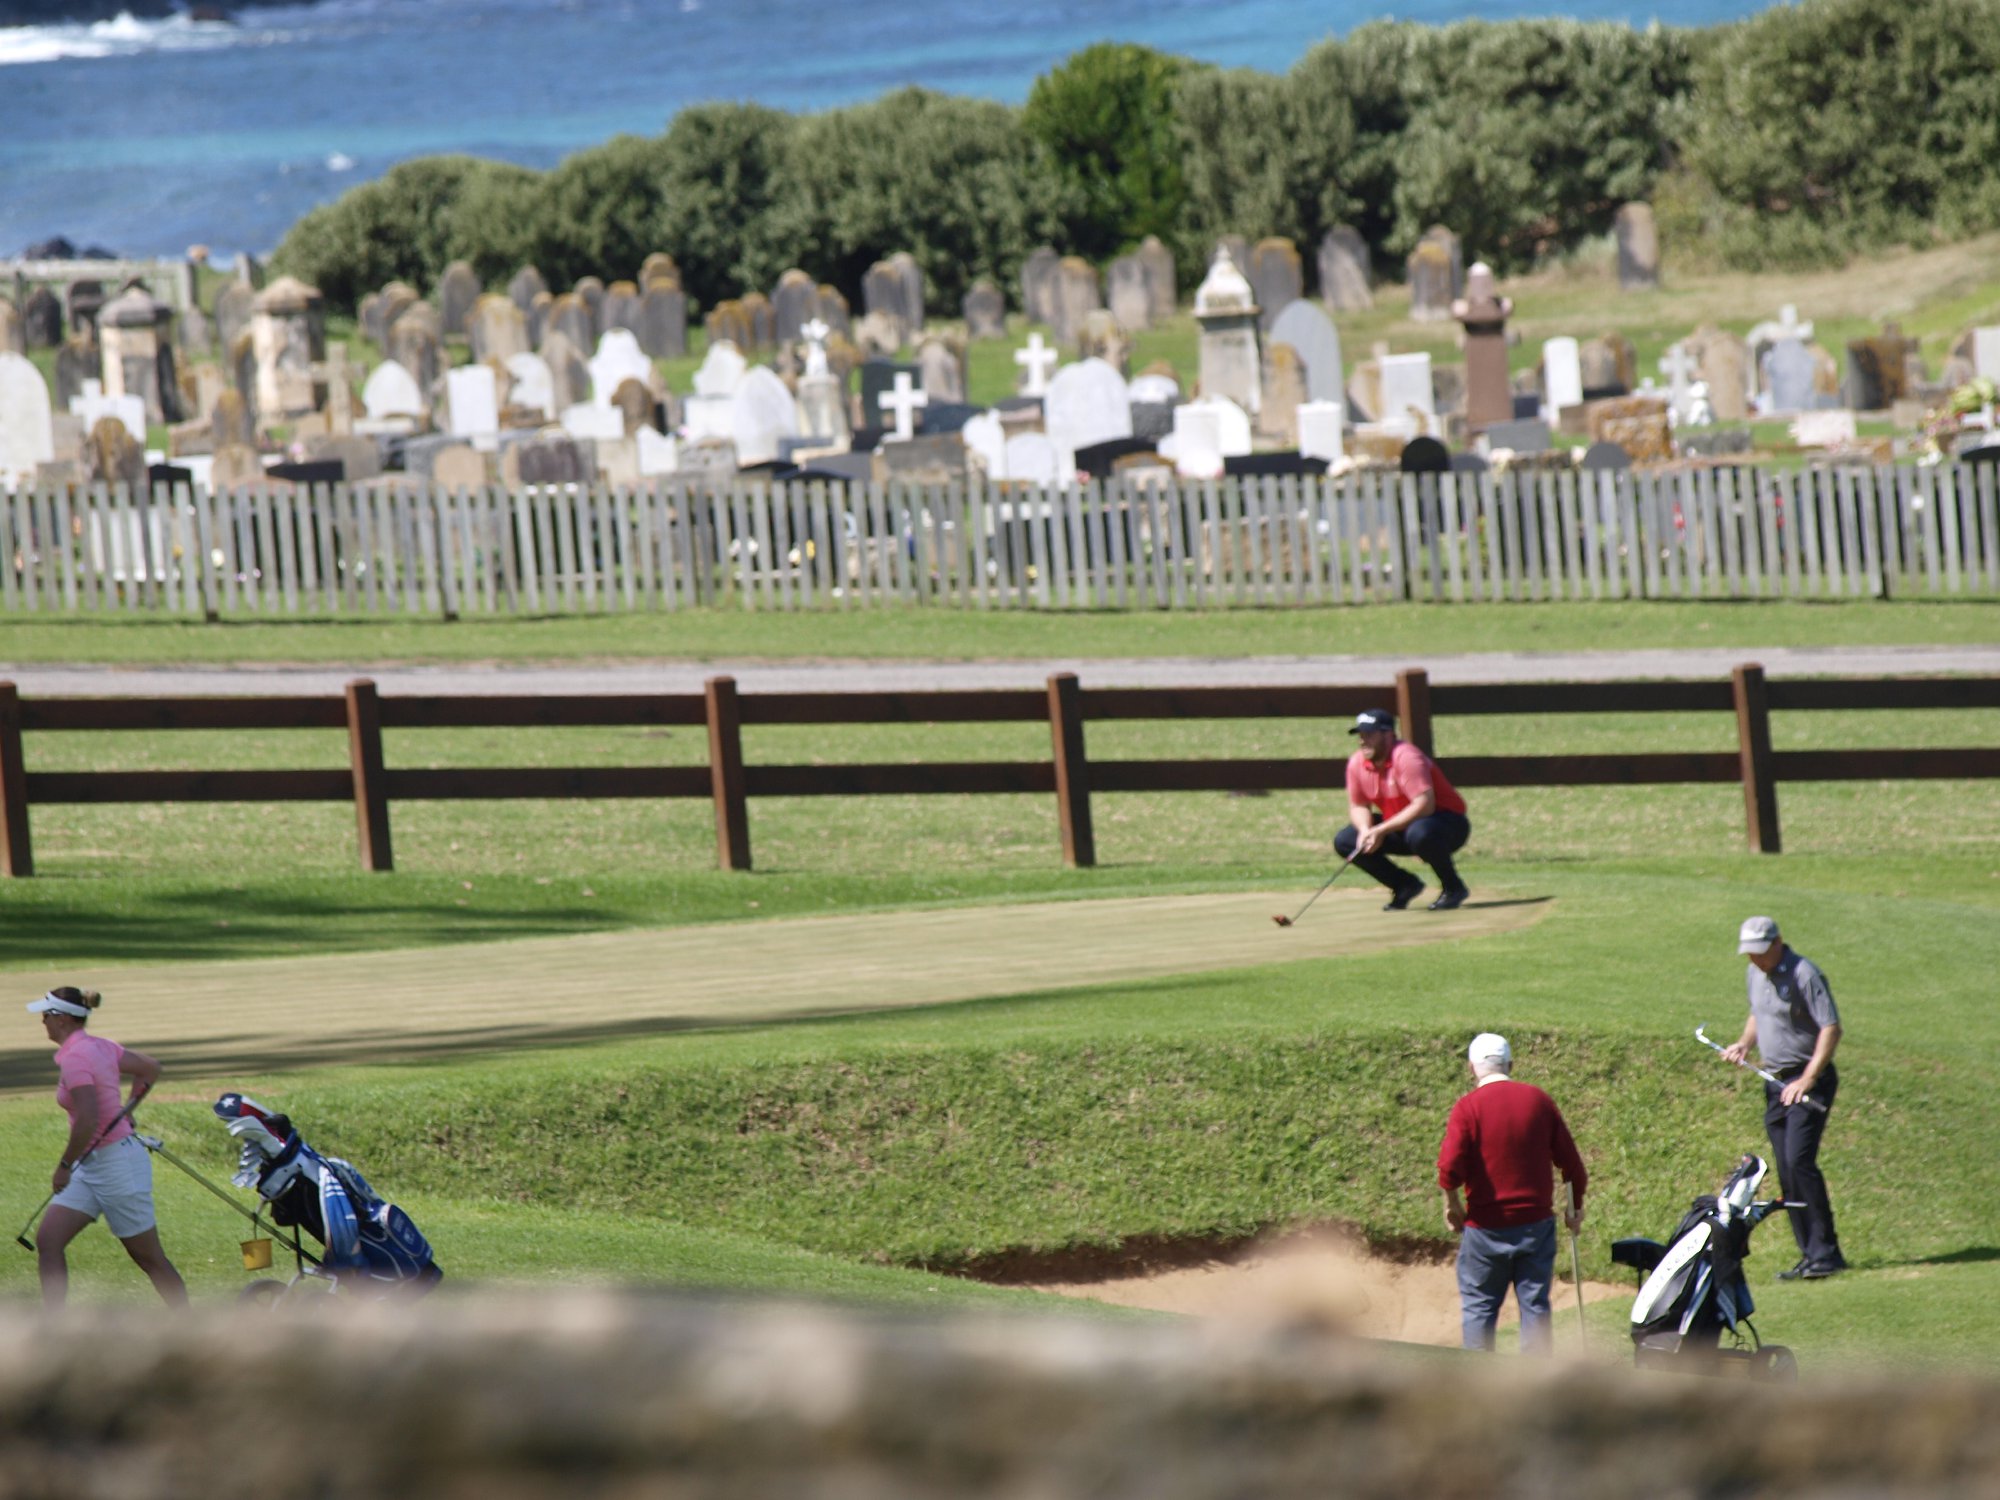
[1738, 916, 1780, 955]
[1468, 1032, 1512, 1069]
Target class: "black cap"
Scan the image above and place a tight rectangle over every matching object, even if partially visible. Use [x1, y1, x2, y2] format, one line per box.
[1347, 709, 1397, 735]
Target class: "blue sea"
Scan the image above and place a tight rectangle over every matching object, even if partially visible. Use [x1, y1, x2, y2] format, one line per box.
[2, 0, 1768, 260]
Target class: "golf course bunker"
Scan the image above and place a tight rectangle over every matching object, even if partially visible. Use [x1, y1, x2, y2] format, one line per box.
[0, 889, 1547, 1086]
[995, 1227, 1628, 1348]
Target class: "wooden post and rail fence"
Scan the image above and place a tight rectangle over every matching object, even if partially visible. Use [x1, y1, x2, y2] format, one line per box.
[3, 667, 1997, 879]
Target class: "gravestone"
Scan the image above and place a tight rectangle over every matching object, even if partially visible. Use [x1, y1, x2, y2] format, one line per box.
[1481, 418, 1550, 455]
[1297, 401, 1343, 464]
[1052, 258, 1102, 348]
[1399, 436, 1450, 473]
[1193, 248, 1260, 415]
[962, 281, 1006, 340]
[1013, 333, 1058, 397]
[635, 427, 678, 477]
[916, 336, 965, 403]
[1658, 343, 1699, 427]
[1406, 226, 1462, 322]
[572, 278, 606, 342]
[1378, 352, 1436, 430]
[1451, 263, 1512, 429]
[1792, 409, 1858, 449]
[214, 281, 256, 354]
[431, 444, 490, 492]
[959, 410, 1005, 476]
[179, 300, 212, 358]
[55, 336, 97, 414]
[22, 288, 63, 349]
[772, 269, 819, 347]
[706, 300, 754, 353]
[73, 378, 147, 443]
[508, 267, 549, 314]
[1167, 403, 1223, 478]
[1542, 337, 1584, 415]
[1128, 400, 1175, 441]
[610, 377, 657, 437]
[589, 330, 655, 409]
[1042, 357, 1131, 473]
[1580, 440, 1633, 471]
[387, 304, 443, 397]
[1019, 247, 1060, 327]
[1587, 396, 1671, 463]
[1000, 432, 1061, 484]
[504, 352, 556, 419]
[208, 443, 268, 491]
[741, 291, 776, 352]
[561, 403, 623, 442]
[1845, 332, 1915, 411]
[1317, 226, 1373, 312]
[209, 388, 255, 450]
[445, 365, 500, 442]
[601, 281, 642, 338]
[858, 358, 918, 425]
[1075, 310, 1129, 373]
[85, 415, 147, 489]
[0, 352, 56, 482]
[547, 294, 593, 355]
[1258, 342, 1306, 446]
[1128, 369, 1181, 404]
[1973, 327, 2000, 381]
[1135, 235, 1176, 323]
[638, 281, 687, 359]
[817, 285, 850, 338]
[638, 253, 678, 289]
[1697, 330, 1750, 422]
[1107, 253, 1152, 333]
[501, 435, 594, 488]
[527, 291, 552, 348]
[694, 340, 749, 398]
[1614, 203, 1659, 291]
[68, 281, 106, 341]
[362, 360, 424, 423]
[437, 261, 481, 338]
[1578, 337, 1630, 397]
[1764, 339, 1817, 414]
[1247, 239, 1303, 334]
[468, 295, 529, 363]
[862, 259, 915, 349]
[1214, 236, 1251, 283]
[876, 370, 928, 441]
[102, 284, 183, 423]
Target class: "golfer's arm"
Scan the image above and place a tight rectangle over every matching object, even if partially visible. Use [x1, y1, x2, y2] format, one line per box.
[119, 1048, 161, 1106]
[1733, 1015, 1758, 1053]
[61, 1092, 99, 1167]
[1377, 788, 1435, 835]
[1799, 1024, 1840, 1087]
[1348, 799, 1376, 834]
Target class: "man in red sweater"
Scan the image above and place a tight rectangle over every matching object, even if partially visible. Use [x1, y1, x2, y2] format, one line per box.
[1437, 1032, 1588, 1353]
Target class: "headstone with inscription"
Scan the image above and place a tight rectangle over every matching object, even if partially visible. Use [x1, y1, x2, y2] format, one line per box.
[1247, 239, 1303, 333]
[1317, 225, 1372, 312]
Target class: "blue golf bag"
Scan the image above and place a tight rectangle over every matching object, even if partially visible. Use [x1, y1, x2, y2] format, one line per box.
[215, 1092, 442, 1296]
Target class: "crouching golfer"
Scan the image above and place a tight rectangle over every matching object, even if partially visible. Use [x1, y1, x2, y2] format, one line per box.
[1335, 708, 1471, 911]
[1437, 1032, 1586, 1353]
[28, 987, 187, 1309]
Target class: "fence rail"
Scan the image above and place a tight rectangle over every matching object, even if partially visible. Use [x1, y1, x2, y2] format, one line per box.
[4, 666, 1998, 879]
[6, 461, 2000, 616]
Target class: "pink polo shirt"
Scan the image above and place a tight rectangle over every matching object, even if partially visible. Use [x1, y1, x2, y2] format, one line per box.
[1346, 739, 1466, 820]
[54, 1032, 132, 1149]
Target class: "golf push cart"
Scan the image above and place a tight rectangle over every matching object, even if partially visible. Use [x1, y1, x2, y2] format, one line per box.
[1611, 1153, 1799, 1381]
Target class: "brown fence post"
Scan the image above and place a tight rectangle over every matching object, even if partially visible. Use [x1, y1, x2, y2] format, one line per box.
[1396, 667, 1434, 756]
[705, 675, 752, 871]
[345, 678, 394, 872]
[1047, 672, 1096, 868]
[0, 683, 33, 878]
[1732, 663, 1782, 853]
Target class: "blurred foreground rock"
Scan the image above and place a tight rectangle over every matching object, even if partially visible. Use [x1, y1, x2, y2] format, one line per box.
[1, 1292, 1998, 1498]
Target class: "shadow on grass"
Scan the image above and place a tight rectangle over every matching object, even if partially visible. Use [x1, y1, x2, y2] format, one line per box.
[1896, 1246, 2000, 1267]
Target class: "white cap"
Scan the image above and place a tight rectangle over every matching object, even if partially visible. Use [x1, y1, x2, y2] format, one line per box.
[1468, 1032, 1512, 1070]
[26, 992, 90, 1018]
[1738, 916, 1780, 955]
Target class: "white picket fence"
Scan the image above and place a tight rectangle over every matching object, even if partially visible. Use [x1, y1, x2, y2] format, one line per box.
[4, 462, 1999, 615]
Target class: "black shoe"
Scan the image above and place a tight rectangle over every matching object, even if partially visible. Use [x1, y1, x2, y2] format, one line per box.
[1427, 887, 1470, 912]
[1776, 1258, 1811, 1281]
[1799, 1259, 1846, 1280]
[1383, 881, 1425, 912]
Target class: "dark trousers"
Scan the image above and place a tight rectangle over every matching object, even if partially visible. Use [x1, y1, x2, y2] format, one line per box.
[1335, 810, 1471, 894]
[1763, 1063, 1840, 1264]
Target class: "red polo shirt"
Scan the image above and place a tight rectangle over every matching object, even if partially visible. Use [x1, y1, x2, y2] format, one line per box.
[1437, 1078, 1587, 1230]
[1346, 740, 1465, 819]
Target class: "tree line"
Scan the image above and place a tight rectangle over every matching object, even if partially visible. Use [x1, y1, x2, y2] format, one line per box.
[272, 0, 2000, 317]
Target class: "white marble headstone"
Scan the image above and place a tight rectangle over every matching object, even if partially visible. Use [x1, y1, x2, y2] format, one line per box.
[362, 360, 424, 420]
[446, 365, 500, 442]
[71, 379, 146, 443]
[1127, 372, 1181, 404]
[1377, 352, 1436, 427]
[589, 330, 653, 408]
[1042, 357, 1131, 472]
[0, 352, 55, 481]
[636, 426, 679, 477]
[1297, 400, 1345, 463]
[560, 403, 624, 442]
[730, 366, 800, 465]
[1000, 432, 1061, 485]
[1974, 327, 2000, 382]
[504, 353, 556, 418]
[960, 411, 1007, 477]
[1541, 337, 1583, 413]
[1165, 404, 1223, 479]
[1790, 409, 1857, 449]
[693, 340, 747, 398]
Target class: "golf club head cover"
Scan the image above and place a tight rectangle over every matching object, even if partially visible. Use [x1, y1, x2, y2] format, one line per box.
[216, 1092, 293, 1187]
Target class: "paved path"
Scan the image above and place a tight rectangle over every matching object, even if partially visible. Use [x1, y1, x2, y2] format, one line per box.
[4, 645, 1996, 697]
[0, 890, 1547, 1090]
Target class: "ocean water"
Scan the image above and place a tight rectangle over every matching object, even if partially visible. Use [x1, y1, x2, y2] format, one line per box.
[2, 0, 1766, 260]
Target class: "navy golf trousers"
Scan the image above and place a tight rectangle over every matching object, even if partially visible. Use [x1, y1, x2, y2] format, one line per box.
[1335, 810, 1471, 895]
[1764, 1063, 1840, 1265]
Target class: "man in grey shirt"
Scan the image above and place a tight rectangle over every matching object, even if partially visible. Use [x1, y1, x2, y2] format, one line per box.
[1721, 915, 1846, 1279]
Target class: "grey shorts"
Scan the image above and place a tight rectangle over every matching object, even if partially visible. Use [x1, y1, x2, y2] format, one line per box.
[50, 1134, 157, 1239]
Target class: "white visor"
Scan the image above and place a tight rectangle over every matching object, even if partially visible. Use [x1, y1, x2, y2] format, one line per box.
[26, 993, 91, 1018]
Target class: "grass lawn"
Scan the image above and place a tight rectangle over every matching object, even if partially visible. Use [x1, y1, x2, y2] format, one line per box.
[6, 598, 2000, 665]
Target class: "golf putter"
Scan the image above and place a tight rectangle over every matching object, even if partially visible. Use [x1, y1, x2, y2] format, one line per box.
[1695, 1026, 1828, 1113]
[1563, 1180, 1587, 1344]
[1273, 853, 1358, 927]
[13, 1097, 143, 1251]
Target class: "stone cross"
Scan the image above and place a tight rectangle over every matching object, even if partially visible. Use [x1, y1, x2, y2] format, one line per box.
[801, 316, 831, 378]
[878, 370, 928, 440]
[1659, 344, 1698, 422]
[1014, 332, 1057, 397]
[313, 342, 355, 436]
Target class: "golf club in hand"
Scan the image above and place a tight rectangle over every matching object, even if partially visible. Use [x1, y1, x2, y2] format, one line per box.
[1695, 1025, 1828, 1113]
[1273, 854, 1359, 928]
[12, 1096, 142, 1252]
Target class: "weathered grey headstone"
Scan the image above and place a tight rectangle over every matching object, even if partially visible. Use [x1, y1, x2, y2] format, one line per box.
[1406, 226, 1461, 322]
[468, 295, 529, 363]
[1076, 310, 1130, 374]
[1764, 339, 1817, 414]
[85, 414, 147, 489]
[1317, 226, 1373, 312]
[546, 294, 592, 355]
[1578, 338, 1627, 396]
[1020, 247, 1060, 327]
[862, 260, 918, 350]
[507, 267, 549, 315]
[1697, 330, 1750, 422]
[772, 269, 819, 347]
[1615, 203, 1659, 291]
[1267, 300, 1344, 406]
[637, 282, 686, 360]
[0, 351, 56, 482]
[1107, 253, 1152, 334]
[1581, 439, 1633, 470]
[1052, 257, 1102, 348]
[962, 280, 1006, 340]
[214, 281, 257, 355]
[741, 291, 776, 352]
[387, 303, 443, 398]
[1247, 239, 1303, 334]
[706, 300, 754, 353]
[1482, 418, 1551, 455]
[638, 253, 678, 289]
[55, 335, 97, 413]
[1257, 342, 1306, 445]
[572, 278, 606, 343]
[601, 281, 642, 338]
[23, 288, 64, 349]
[1194, 248, 1261, 415]
[68, 281, 106, 340]
[817, 285, 850, 338]
[1135, 235, 1176, 323]
[301, 433, 383, 482]
[0, 298, 20, 356]
[437, 261, 481, 338]
[886, 251, 924, 336]
[502, 434, 594, 487]
[178, 301, 212, 358]
[609, 377, 657, 437]
[209, 388, 255, 449]
[102, 284, 183, 423]
[916, 336, 965, 403]
[431, 443, 489, 492]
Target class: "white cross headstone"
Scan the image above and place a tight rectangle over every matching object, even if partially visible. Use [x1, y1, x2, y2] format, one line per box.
[0, 352, 56, 482]
[801, 317, 831, 378]
[1542, 336, 1584, 414]
[1748, 303, 1813, 352]
[878, 370, 928, 440]
[1014, 332, 1057, 397]
[1659, 344, 1699, 426]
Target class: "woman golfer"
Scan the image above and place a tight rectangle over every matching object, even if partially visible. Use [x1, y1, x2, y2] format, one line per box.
[28, 987, 186, 1308]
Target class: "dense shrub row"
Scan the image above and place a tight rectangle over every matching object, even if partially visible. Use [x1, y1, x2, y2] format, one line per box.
[272, 1, 2000, 314]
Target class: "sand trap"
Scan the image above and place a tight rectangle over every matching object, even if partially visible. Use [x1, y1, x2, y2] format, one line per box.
[1021, 1228, 1629, 1349]
[0, 889, 1547, 1087]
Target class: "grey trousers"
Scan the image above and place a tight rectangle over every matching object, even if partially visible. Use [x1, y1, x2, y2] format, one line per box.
[1457, 1217, 1557, 1353]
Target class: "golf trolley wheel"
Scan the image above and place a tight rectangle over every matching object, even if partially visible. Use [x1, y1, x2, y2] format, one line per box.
[239, 1279, 290, 1309]
[1750, 1345, 1799, 1383]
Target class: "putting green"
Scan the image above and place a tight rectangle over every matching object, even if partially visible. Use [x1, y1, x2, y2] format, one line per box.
[0, 890, 1547, 1086]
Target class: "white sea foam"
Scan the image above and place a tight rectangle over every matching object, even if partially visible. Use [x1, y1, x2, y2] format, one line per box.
[0, 11, 252, 68]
